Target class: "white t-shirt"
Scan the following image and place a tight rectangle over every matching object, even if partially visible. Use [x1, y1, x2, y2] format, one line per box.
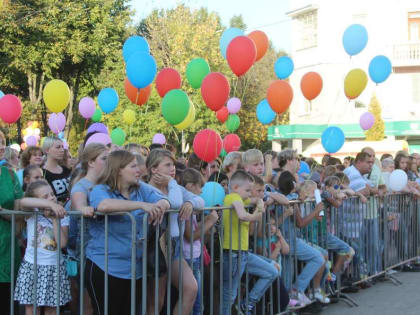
[344, 165, 368, 192]
[24, 214, 69, 265]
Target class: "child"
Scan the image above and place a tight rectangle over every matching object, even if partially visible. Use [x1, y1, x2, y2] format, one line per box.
[14, 180, 71, 314]
[22, 165, 43, 191]
[182, 168, 219, 315]
[222, 170, 279, 315]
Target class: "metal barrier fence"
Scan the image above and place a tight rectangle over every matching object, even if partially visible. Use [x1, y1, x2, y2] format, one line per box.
[1, 193, 420, 315]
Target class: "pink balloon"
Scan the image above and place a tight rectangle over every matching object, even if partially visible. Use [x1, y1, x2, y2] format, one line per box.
[227, 97, 241, 114]
[152, 133, 166, 144]
[360, 112, 375, 130]
[87, 122, 109, 134]
[26, 136, 37, 146]
[85, 133, 112, 146]
[0, 94, 22, 124]
[63, 140, 69, 150]
[48, 113, 66, 134]
[79, 97, 96, 119]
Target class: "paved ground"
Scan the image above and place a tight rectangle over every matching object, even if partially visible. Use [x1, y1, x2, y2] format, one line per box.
[322, 271, 420, 314]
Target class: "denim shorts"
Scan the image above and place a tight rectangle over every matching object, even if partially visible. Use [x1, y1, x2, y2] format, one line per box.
[327, 233, 353, 256]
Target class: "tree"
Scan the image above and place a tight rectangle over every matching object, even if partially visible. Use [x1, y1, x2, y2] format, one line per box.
[230, 15, 246, 30]
[365, 93, 385, 141]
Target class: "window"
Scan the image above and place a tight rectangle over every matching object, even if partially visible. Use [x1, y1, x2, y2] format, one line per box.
[295, 10, 317, 50]
[408, 12, 420, 42]
[413, 74, 420, 104]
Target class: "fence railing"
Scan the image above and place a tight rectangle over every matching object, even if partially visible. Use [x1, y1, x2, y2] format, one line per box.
[1, 193, 420, 315]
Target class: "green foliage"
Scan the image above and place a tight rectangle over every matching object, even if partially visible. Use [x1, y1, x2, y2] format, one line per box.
[365, 93, 385, 141]
[230, 15, 247, 30]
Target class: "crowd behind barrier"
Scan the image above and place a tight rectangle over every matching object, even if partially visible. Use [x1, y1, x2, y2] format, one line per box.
[1, 193, 420, 315]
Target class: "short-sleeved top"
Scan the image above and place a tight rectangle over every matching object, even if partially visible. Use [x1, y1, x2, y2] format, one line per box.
[88, 182, 166, 279]
[344, 165, 367, 193]
[364, 164, 384, 188]
[0, 166, 23, 282]
[43, 166, 71, 203]
[24, 214, 69, 265]
[223, 193, 251, 251]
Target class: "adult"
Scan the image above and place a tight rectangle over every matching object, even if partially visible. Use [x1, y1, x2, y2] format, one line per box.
[87, 150, 169, 315]
[278, 148, 300, 182]
[361, 147, 386, 195]
[187, 153, 211, 181]
[42, 137, 71, 204]
[411, 152, 420, 173]
[17, 146, 44, 186]
[0, 131, 6, 166]
[343, 152, 374, 198]
[146, 149, 203, 315]
[3, 147, 19, 171]
[221, 151, 242, 179]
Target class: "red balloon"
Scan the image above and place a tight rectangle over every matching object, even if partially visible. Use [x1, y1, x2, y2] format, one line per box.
[223, 134, 241, 153]
[267, 80, 293, 114]
[155, 68, 182, 98]
[0, 94, 22, 124]
[216, 107, 229, 123]
[124, 78, 151, 106]
[226, 36, 256, 77]
[201, 72, 230, 111]
[193, 129, 223, 163]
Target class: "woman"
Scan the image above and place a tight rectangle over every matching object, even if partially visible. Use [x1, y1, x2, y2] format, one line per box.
[147, 149, 203, 315]
[42, 137, 71, 204]
[3, 147, 19, 171]
[0, 139, 24, 315]
[87, 150, 169, 315]
[69, 143, 108, 315]
[17, 145, 44, 186]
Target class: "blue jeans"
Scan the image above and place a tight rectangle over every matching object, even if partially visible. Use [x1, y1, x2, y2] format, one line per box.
[361, 218, 382, 275]
[283, 238, 326, 292]
[222, 251, 279, 314]
[327, 233, 352, 255]
[185, 257, 201, 315]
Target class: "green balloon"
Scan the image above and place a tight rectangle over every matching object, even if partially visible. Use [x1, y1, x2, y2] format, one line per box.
[91, 108, 102, 122]
[220, 149, 227, 158]
[161, 89, 190, 125]
[186, 58, 210, 89]
[226, 114, 240, 132]
[111, 127, 126, 146]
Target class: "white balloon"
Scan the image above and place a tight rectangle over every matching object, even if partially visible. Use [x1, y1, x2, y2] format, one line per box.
[26, 128, 34, 136]
[10, 143, 21, 152]
[389, 169, 408, 192]
[34, 128, 40, 135]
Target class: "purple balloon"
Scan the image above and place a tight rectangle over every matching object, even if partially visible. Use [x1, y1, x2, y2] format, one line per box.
[48, 113, 66, 134]
[79, 97, 96, 119]
[360, 112, 375, 130]
[227, 97, 241, 114]
[26, 135, 37, 146]
[85, 133, 112, 146]
[152, 133, 166, 144]
[87, 123, 109, 135]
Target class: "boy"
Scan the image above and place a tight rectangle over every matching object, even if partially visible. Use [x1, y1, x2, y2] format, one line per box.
[222, 170, 279, 315]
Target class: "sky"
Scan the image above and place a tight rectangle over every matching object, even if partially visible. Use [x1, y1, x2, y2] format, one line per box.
[129, 0, 291, 53]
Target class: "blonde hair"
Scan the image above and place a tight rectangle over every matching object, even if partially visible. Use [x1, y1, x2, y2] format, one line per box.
[42, 136, 62, 153]
[97, 150, 137, 192]
[278, 148, 297, 168]
[4, 146, 18, 162]
[297, 180, 317, 196]
[74, 143, 107, 184]
[146, 149, 175, 176]
[222, 151, 242, 173]
[324, 165, 337, 178]
[242, 149, 263, 166]
[24, 179, 50, 198]
[229, 169, 254, 188]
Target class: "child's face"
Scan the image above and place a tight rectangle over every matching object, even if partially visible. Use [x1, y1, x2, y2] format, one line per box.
[245, 158, 264, 176]
[186, 183, 202, 195]
[220, 179, 229, 194]
[270, 220, 278, 235]
[252, 183, 265, 199]
[301, 186, 315, 201]
[326, 183, 341, 194]
[25, 168, 43, 185]
[36, 185, 57, 202]
[383, 164, 394, 173]
[233, 181, 253, 200]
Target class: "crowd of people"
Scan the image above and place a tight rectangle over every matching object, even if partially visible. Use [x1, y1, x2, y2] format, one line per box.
[1, 128, 420, 315]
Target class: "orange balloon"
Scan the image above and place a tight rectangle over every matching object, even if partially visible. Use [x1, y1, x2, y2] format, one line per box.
[247, 30, 269, 62]
[267, 80, 293, 114]
[300, 72, 323, 101]
[124, 77, 151, 106]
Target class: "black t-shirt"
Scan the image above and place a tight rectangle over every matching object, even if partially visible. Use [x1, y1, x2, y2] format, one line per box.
[43, 166, 71, 203]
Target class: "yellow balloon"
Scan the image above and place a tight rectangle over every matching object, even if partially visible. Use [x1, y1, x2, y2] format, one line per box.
[43, 79, 70, 113]
[344, 69, 368, 100]
[22, 129, 27, 136]
[175, 102, 195, 130]
[123, 109, 136, 125]
[32, 121, 39, 128]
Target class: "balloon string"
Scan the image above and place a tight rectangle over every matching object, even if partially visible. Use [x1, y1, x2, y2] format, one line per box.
[232, 77, 239, 97]
[135, 89, 140, 105]
[83, 119, 88, 132]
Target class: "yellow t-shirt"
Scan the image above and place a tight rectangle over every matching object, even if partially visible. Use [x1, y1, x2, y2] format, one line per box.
[223, 193, 251, 251]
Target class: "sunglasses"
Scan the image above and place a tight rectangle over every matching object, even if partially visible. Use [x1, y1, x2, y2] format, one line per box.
[333, 184, 344, 190]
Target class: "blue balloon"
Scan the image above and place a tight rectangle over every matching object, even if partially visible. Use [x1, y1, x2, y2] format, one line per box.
[0, 90, 4, 99]
[220, 27, 244, 59]
[256, 99, 276, 125]
[58, 131, 64, 139]
[122, 36, 150, 63]
[98, 88, 119, 114]
[274, 56, 294, 80]
[200, 181, 225, 207]
[298, 161, 310, 176]
[342, 24, 368, 56]
[321, 126, 345, 153]
[126, 51, 157, 89]
[369, 55, 392, 84]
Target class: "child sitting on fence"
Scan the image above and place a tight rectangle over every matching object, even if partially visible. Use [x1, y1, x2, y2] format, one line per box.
[222, 170, 279, 315]
[14, 180, 71, 315]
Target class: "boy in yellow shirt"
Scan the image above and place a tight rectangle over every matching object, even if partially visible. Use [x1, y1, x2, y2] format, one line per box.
[222, 170, 279, 315]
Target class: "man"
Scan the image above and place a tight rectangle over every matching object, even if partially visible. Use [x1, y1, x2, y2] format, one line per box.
[344, 152, 373, 197]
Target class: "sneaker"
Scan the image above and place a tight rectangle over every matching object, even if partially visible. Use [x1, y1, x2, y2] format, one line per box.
[313, 288, 330, 304]
[238, 301, 254, 315]
[288, 298, 300, 308]
[330, 272, 337, 282]
[297, 291, 312, 306]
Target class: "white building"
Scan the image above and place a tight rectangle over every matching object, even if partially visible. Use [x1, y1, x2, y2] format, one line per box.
[269, 0, 420, 156]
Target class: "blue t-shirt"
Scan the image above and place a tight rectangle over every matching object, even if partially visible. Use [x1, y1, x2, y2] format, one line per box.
[88, 182, 166, 279]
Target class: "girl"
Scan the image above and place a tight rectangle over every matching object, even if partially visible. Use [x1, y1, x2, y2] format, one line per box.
[17, 146, 44, 186]
[87, 150, 169, 315]
[14, 180, 70, 315]
[23, 165, 43, 191]
[182, 168, 219, 315]
[147, 149, 203, 315]
[42, 137, 71, 204]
